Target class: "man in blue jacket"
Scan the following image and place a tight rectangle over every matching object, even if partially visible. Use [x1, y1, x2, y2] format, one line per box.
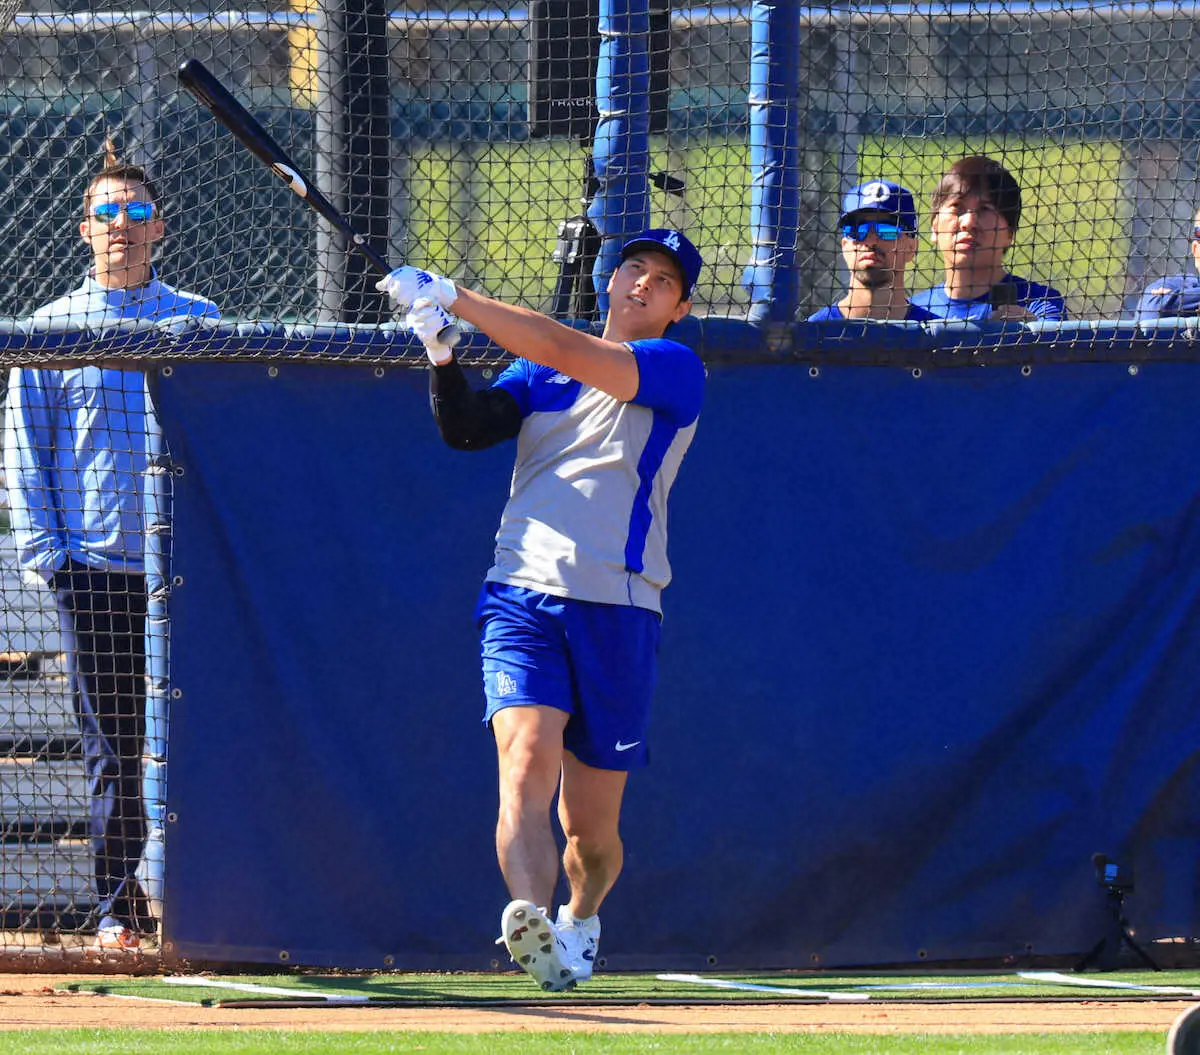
[1132, 208, 1200, 319]
[3, 147, 219, 952]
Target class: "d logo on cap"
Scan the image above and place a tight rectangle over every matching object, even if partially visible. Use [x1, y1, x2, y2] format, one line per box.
[860, 182, 892, 204]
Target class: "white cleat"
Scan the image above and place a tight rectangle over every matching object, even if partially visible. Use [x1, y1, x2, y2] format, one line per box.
[555, 905, 601, 982]
[500, 900, 577, 992]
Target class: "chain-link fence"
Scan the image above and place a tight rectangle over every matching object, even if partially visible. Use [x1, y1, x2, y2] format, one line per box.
[6, 1, 1200, 960]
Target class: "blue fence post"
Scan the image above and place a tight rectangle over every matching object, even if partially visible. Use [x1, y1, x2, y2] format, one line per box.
[742, 2, 802, 332]
[141, 387, 169, 918]
[588, 0, 652, 317]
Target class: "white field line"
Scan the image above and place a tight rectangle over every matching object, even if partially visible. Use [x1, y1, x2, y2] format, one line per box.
[162, 976, 372, 1002]
[73, 988, 199, 1006]
[1019, 970, 1200, 997]
[655, 973, 871, 1001]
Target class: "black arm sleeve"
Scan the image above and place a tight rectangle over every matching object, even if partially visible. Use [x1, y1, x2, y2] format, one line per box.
[429, 359, 523, 451]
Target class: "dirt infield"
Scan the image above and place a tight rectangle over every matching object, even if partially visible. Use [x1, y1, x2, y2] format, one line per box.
[0, 974, 1186, 1034]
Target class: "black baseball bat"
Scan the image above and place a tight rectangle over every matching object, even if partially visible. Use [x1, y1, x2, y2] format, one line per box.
[177, 57, 459, 344]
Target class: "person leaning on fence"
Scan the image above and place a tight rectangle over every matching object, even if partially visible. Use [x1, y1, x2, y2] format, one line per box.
[1131, 207, 1200, 320]
[377, 229, 705, 992]
[2, 142, 220, 952]
[909, 155, 1067, 322]
[807, 180, 937, 322]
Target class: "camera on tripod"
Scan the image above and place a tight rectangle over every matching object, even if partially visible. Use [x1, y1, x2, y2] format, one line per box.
[1077, 852, 1157, 972]
[1093, 853, 1135, 893]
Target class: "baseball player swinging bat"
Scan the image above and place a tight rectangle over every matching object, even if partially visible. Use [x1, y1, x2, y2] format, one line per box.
[177, 57, 459, 346]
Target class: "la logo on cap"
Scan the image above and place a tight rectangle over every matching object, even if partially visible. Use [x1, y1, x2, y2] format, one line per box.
[663, 231, 681, 251]
[860, 181, 891, 203]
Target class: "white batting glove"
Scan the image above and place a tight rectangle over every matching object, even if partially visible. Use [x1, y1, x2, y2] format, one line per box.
[407, 297, 456, 366]
[376, 265, 458, 313]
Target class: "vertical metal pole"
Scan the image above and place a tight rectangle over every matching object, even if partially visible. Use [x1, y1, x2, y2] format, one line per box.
[742, 1, 802, 332]
[314, 0, 392, 323]
[588, 0, 652, 318]
[141, 382, 169, 922]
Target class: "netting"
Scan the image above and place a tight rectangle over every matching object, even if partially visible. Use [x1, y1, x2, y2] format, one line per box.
[1, 3, 1199, 331]
[4, 0, 1200, 964]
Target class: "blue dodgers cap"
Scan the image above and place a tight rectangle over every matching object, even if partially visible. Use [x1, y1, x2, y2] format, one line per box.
[620, 228, 703, 298]
[838, 180, 919, 234]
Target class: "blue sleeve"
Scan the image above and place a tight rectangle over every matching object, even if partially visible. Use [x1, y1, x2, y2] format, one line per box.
[492, 358, 537, 418]
[2, 368, 66, 576]
[1134, 279, 1200, 320]
[1027, 292, 1068, 320]
[629, 338, 705, 426]
[908, 287, 942, 314]
[1136, 287, 1173, 319]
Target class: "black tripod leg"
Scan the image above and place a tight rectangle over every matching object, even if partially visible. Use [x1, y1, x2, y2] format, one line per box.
[1123, 927, 1160, 971]
[1074, 937, 1107, 972]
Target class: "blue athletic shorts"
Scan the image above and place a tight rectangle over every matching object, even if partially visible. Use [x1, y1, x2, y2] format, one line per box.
[476, 581, 661, 770]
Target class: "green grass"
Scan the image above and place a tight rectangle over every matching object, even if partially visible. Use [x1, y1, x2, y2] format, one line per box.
[0, 1033, 1169, 1054]
[37, 970, 1200, 1053]
[59, 968, 1200, 1004]
[858, 135, 1131, 317]
[399, 138, 756, 312]
[392, 135, 1136, 319]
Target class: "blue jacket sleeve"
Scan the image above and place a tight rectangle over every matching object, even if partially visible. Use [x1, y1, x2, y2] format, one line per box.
[1027, 293, 1068, 320]
[3, 368, 67, 577]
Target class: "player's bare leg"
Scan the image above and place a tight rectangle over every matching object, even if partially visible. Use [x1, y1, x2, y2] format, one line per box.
[553, 753, 624, 980]
[492, 704, 569, 909]
[558, 752, 627, 917]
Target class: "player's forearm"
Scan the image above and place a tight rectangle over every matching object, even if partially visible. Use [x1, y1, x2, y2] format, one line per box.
[451, 288, 639, 401]
[429, 358, 522, 451]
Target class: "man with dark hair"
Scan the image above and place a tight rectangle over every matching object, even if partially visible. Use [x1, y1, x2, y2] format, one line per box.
[808, 180, 936, 321]
[379, 229, 704, 992]
[3, 144, 219, 952]
[1131, 207, 1200, 319]
[910, 155, 1067, 321]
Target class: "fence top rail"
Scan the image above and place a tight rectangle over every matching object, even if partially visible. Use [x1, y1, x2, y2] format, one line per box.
[0, 316, 1198, 368]
[7, 2, 1188, 36]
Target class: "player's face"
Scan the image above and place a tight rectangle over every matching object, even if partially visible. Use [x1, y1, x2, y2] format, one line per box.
[931, 191, 1013, 277]
[840, 211, 917, 290]
[81, 176, 164, 289]
[606, 250, 692, 339]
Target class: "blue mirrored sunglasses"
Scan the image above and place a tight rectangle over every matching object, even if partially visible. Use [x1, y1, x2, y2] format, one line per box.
[840, 220, 905, 242]
[90, 201, 156, 224]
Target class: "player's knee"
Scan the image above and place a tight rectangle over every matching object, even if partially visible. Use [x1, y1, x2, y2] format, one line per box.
[561, 817, 622, 861]
[498, 742, 561, 810]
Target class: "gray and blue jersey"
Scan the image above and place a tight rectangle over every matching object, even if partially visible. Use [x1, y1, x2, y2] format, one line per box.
[484, 338, 705, 614]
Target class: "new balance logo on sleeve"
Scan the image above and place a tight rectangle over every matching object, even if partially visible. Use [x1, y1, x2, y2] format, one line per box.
[495, 671, 518, 697]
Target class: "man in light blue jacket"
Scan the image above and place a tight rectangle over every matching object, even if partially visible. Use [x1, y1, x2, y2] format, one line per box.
[3, 146, 218, 951]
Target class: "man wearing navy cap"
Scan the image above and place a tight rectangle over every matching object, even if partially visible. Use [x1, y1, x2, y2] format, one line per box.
[1132, 208, 1200, 320]
[378, 230, 705, 992]
[809, 179, 936, 321]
